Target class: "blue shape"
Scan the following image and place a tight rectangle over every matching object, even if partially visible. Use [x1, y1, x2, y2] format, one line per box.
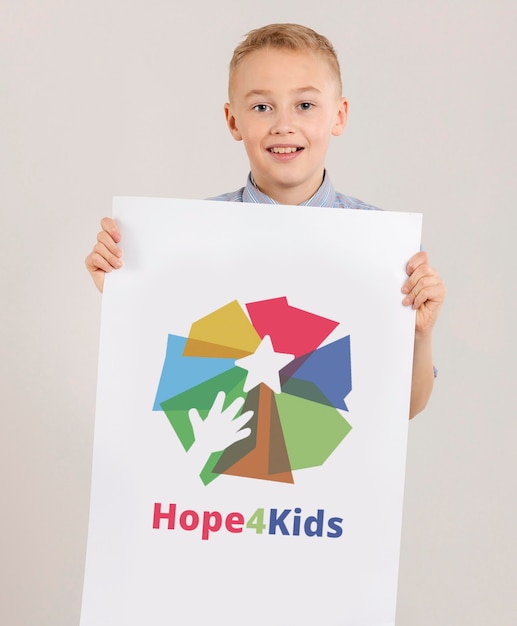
[282, 336, 351, 411]
[153, 335, 235, 410]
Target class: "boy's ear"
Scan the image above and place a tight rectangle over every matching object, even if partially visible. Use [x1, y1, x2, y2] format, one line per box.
[331, 97, 349, 137]
[224, 103, 243, 141]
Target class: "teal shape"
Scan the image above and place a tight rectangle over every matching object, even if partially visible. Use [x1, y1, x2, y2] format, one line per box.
[153, 335, 235, 410]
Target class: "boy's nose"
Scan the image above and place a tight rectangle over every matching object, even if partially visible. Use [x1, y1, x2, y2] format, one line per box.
[271, 110, 295, 134]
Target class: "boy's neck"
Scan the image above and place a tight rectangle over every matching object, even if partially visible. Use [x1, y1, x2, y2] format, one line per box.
[252, 173, 325, 206]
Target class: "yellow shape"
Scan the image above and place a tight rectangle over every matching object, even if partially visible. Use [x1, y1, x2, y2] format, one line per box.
[183, 338, 252, 359]
[184, 300, 261, 358]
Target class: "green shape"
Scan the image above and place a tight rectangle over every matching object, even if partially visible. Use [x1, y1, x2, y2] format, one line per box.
[275, 394, 352, 470]
[199, 452, 223, 486]
[282, 378, 334, 407]
[160, 368, 248, 452]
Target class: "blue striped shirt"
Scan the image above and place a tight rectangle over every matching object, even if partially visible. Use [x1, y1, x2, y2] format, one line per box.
[208, 171, 380, 210]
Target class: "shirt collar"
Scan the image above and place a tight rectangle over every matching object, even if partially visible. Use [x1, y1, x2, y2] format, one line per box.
[242, 170, 337, 207]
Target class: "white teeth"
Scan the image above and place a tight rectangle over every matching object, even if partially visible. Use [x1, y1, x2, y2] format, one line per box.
[270, 146, 299, 154]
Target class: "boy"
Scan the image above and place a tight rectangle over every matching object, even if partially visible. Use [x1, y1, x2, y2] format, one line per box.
[85, 23, 446, 418]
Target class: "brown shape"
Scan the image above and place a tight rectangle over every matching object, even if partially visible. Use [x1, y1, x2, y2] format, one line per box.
[220, 384, 294, 484]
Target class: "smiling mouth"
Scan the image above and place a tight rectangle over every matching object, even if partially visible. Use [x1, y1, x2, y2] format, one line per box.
[268, 146, 303, 154]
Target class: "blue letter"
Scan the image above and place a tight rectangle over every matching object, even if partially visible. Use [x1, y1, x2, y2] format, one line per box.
[269, 508, 291, 535]
[304, 509, 324, 537]
[327, 516, 343, 538]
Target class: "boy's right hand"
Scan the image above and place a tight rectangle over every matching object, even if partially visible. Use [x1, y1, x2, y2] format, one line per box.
[84, 217, 123, 293]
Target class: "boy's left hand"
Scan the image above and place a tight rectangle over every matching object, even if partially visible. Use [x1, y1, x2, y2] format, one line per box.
[402, 251, 446, 335]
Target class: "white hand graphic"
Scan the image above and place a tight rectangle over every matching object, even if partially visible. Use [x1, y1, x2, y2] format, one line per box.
[187, 391, 254, 480]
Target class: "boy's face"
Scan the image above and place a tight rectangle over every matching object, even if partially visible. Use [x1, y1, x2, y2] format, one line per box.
[225, 48, 348, 204]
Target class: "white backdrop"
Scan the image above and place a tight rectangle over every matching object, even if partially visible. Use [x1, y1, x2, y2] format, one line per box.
[1, 1, 515, 625]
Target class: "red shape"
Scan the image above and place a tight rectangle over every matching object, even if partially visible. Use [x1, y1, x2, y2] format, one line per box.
[245, 297, 338, 358]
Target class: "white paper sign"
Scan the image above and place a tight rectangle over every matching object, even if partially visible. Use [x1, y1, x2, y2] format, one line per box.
[81, 197, 422, 626]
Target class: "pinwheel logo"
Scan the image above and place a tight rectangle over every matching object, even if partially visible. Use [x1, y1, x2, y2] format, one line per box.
[153, 297, 352, 485]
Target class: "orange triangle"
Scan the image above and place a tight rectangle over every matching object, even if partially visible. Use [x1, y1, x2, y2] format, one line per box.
[222, 384, 294, 484]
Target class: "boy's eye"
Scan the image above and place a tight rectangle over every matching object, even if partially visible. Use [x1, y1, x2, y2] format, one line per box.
[253, 104, 271, 112]
[298, 102, 314, 110]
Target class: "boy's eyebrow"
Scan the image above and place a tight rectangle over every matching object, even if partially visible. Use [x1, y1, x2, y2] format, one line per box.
[244, 86, 322, 99]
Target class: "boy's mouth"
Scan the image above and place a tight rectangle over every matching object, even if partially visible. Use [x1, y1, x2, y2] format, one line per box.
[267, 145, 304, 159]
[268, 146, 303, 154]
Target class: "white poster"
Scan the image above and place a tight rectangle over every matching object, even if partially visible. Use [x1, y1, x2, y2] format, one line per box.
[81, 197, 422, 626]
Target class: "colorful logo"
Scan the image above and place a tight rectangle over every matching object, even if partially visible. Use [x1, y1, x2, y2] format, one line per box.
[153, 297, 352, 485]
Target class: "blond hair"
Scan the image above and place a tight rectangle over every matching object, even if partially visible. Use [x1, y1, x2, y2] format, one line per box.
[229, 23, 342, 95]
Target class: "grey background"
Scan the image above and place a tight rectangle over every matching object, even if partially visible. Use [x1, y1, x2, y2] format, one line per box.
[1, 1, 515, 624]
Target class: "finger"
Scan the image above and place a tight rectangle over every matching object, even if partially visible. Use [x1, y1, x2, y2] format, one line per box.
[402, 263, 438, 298]
[404, 277, 445, 310]
[100, 217, 121, 243]
[85, 252, 113, 275]
[405, 250, 428, 276]
[232, 427, 252, 443]
[231, 409, 254, 430]
[402, 264, 431, 292]
[90, 242, 123, 271]
[403, 281, 438, 308]
[223, 395, 246, 419]
[412, 282, 446, 310]
[188, 407, 203, 430]
[210, 390, 227, 416]
[97, 230, 123, 258]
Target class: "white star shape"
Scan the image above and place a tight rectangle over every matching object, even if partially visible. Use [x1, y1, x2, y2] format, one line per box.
[235, 335, 294, 394]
